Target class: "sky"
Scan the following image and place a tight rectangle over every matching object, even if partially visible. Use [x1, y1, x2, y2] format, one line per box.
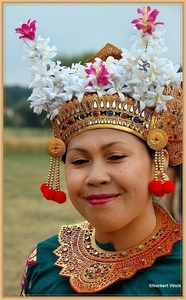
[4, 3, 182, 87]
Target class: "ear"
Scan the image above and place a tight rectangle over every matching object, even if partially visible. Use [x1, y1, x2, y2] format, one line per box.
[163, 149, 169, 172]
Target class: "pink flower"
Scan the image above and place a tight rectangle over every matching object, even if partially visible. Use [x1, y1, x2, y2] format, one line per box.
[85, 60, 109, 85]
[131, 6, 164, 35]
[15, 19, 37, 40]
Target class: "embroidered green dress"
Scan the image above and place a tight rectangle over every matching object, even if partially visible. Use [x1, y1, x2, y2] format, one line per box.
[19, 205, 182, 296]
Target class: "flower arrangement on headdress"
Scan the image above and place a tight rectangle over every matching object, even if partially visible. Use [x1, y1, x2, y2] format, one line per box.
[15, 6, 181, 120]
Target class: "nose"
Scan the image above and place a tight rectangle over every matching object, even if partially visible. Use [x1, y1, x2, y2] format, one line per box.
[85, 160, 111, 187]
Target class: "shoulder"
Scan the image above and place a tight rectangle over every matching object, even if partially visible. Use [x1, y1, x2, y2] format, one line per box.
[22, 234, 59, 284]
[158, 239, 182, 265]
[37, 234, 59, 256]
[26, 221, 87, 266]
[19, 223, 86, 296]
[145, 239, 182, 284]
[171, 238, 182, 256]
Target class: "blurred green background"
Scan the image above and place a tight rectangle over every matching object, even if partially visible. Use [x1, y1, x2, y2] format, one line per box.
[4, 128, 84, 296]
[4, 52, 92, 296]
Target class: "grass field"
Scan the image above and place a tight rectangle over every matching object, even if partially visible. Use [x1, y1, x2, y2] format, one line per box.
[4, 128, 84, 296]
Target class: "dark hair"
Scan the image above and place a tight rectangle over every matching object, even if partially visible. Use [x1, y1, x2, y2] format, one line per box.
[61, 151, 66, 164]
[140, 138, 155, 159]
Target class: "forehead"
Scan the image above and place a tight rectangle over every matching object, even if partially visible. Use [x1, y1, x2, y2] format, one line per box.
[68, 128, 142, 147]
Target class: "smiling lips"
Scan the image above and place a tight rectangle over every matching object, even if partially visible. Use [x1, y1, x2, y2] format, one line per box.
[85, 194, 119, 205]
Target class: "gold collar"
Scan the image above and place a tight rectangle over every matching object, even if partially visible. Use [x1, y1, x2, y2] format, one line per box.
[54, 204, 182, 293]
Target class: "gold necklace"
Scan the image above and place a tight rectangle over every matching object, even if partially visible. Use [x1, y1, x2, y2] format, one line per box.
[54, 204, 182, 293]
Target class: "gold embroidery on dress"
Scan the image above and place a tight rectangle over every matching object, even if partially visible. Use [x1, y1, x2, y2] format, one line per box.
[27, 247, 37, 263]
[19, 247, 37, 296]
[54, 204, 182, 293]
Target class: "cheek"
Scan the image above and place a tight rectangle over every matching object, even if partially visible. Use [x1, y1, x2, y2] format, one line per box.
[119, 160, 153, 186]
[65, 168, 86, 216]
[65, 168, 75, 189]
[65, 167, 83, 196]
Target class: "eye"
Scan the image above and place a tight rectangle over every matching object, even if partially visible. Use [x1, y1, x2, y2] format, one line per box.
[71, 159, 89, 165]
[108, 155, 126, 161]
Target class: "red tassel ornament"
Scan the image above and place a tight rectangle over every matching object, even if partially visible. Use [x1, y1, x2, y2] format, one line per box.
[40, 183, 48, 194]
[40, 184, 66, 203]
[162, 180, 175, 193]
[41, 185, 56, 200]
[148, 180, 162, 193]
[54, 191, 66, 204]
[153, 190, 166, 197]
[149, 179, 175, 197]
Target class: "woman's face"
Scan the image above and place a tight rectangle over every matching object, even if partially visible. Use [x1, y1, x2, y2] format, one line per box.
[65, 129, 154, 232]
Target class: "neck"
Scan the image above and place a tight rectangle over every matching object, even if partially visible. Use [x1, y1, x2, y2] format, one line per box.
[94, 202, 157, 251]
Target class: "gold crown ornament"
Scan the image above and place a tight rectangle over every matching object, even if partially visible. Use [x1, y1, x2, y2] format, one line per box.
[15, 6, 182, 203]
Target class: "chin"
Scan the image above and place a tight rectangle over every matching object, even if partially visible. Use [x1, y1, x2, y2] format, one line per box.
[91, 219, 123, 233]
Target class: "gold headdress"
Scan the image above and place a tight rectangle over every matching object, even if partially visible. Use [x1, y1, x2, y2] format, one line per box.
[15, 6, 182, 203]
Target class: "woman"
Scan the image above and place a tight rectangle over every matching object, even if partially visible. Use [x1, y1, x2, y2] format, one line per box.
[16, 6, 182, 296]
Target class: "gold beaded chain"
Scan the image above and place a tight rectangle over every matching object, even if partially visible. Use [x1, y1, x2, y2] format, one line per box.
[154, 149, 167, 183]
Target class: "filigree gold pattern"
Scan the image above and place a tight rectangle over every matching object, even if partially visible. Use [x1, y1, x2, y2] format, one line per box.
[52, 86, 182, 166]
[147, 129, 168, 151]
[46, 138, 66, 158]
[54, 204, 182, 293]
[85, 43, 122, 63]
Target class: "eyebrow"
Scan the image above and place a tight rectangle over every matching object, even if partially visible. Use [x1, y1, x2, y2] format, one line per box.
[67, 142, 127, 153]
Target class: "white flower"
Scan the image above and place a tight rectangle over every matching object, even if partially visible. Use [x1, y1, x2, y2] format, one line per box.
[43, 84, 64, 102]
[107, 81, 133, 101]
[145, 85, 173, 112]
[29, 62, 52, 88]
[21, 36, 57, 67]
[28, 87, 49, 114]
[131, 83, 150, 110]
[71, 62, 87, 79]
[36, 36, 57, 62]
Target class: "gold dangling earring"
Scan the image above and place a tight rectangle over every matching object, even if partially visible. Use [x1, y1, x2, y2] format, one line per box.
[40, 138, 67, 204]
[149, 149, 175, 197]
